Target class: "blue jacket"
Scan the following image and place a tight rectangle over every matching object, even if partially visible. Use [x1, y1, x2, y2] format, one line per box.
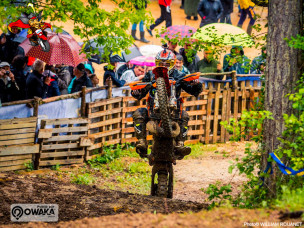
[250, 55, 265, 74]
[26, 70, 48, 99]
[223, 46, 250, 74]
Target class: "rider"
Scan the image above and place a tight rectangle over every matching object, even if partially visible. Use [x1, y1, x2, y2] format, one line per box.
[131, 49, 203, 160]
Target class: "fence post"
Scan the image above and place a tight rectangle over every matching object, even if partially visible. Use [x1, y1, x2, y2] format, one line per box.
[81, 86, 87, 117]
[107, 78, 113, 99]
[33, 97, 40, 117]
[231, 71, 237, 91]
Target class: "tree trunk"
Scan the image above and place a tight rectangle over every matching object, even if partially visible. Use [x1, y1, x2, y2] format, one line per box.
[263, 0, 303, 197]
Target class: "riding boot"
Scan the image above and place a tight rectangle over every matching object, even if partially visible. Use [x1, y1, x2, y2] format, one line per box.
[133, 109, 148, 158]
[140, 31, 150, 43]
[247, 24, 253, 36]
[175, 111, 191, 159]
[131, 30, 139, 41]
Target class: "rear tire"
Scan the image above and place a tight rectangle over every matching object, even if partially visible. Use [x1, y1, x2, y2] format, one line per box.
[157, 172, 168, 198]
[156, 77, 172, 136]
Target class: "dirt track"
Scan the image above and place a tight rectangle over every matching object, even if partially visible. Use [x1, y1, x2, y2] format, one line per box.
[0, 174, 206, 225]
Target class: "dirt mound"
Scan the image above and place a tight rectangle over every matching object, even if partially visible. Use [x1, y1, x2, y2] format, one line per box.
[0, 174, 207, 225]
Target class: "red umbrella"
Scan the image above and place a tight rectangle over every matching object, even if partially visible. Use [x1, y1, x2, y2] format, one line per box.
[19, 32, 87, 67]
[161, 25, 197, 40]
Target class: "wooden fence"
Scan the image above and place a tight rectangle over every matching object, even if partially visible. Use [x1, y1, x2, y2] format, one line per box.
[0, 71, 262, 171]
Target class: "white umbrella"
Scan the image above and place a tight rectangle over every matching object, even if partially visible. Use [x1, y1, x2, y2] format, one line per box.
[139, 45, 163, 57]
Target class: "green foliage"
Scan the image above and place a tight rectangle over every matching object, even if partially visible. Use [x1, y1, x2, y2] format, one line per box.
[276, 185, 304, 212]
[51, 164, 61, 171]
[276, 76, 304, 170]
[202, 181, 232, 209]
[221, 110, 273, 142]
[71, 173, 96, 185]
[88, 144, 123, 167]
[0, 0, 152, 62]
[24, 161, 34, 172]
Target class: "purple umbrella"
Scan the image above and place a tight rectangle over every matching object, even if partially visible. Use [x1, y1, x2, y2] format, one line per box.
[161, 25, 197, 40]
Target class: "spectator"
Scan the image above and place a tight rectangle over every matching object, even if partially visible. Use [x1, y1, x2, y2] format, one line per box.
[184, 0, 199, 20]
[197, 0, 223, 28]
[55, 64, 71, 95]
[120, 65, 145, 85]
[220, 0, 234, 24]
[179, 42, 200, 73]
[167, 40, 178, 55]
[89, 74, 100, 87]
[43, 64, 60, 97]
[132, 0, 149, 43]
[0, 62, 19, 103]
[26, 59, 50, 99]
[71, 63, 93, 93]
[237, 0, 256, 35]
[104, 62, 126, 87]
[10, 55, 28, 101]
[223, 46, 250, 74]
[117, 62, 134, 79]
[0, 33, 6, 62]
[3, 26, 20, 63]
[196, 49, 223, 79]
[251, 46, 266, 74]
[147, 0, 172, 36]
[84, 63, 94, 75]
[175, 54, 190, 74]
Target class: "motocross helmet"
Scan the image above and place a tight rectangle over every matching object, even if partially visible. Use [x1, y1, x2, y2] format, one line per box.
[155, 49, 176, 75]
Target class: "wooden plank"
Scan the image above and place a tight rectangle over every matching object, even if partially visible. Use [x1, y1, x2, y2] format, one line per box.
[0, 133, 35, 141]
[90, 129, 121, 139]
[188, 129, 205, 135]
[0, 128, 36, 136]
[212, 91, 220, 144]
[187, 110, 207, 116]
[52, 126, 88, 133]
[122, 106, 145, 113]
[0, 138, 34, 146]
[40, 150, 85, 158]
[38, 129, 53, 139]
[79, 137, 94, 147]
[0, 154, 32, 162]
[39, 158, 83, 167]
[88, 97, 122, 108]
[43, 118, 88, 126]
[188, 120, 204, 126]
[234, 89, 239, 120]
[183, 100, 207, 107]
[185, 139, 200, 145]
[0, 158, 31, 167]
[225, 89, 232, 142]
[43, 134, 87, 142]
[253, 81, 258, 87]
[0, 122, 36, 130]
[204, 91, 213, 144]
[121, 128, 135, 134]
[249, 88, 255, 110]
[241, 89, 247, 141]
[41, 143, 79, 150]
[88, 108, 121, 118]
[122, 117, 134, 124]
[0, 117, 37, 123]
[0, 164, 26, 172]
[220, 90, 228, 143]
[0, 144, 39, 156]
[88, 118, 122, 129]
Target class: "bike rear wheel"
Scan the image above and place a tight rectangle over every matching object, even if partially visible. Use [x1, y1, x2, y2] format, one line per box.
[156, 77, 172, 136]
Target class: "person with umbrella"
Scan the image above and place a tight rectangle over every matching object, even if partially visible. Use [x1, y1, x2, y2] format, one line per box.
[55, 64, 71, 95]
[197, 0, 223, 28]
[196, 49, 223, 79]
[184, 0, 200, 20]
[131, 0, 150, 43]
[147, 0, 172, 36]
[223, 46, 251, 74]
[179, 42, 200, 73]
[220, 0, 234, 24]
[71, 63, 93, 93]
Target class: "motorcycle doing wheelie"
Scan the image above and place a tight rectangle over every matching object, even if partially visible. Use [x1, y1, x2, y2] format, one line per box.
[130, 67, 200, 198]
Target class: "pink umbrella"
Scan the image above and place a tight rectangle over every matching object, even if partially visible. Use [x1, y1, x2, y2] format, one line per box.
[19, 32, 87, 67]
[130, 56, 155, 66]
[161, 25, 197, 40]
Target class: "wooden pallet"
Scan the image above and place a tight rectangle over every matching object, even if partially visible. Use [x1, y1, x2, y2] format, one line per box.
[37, 118, 89, 167]
[0, 117, 38, 171]
[87, 97, 123, 158]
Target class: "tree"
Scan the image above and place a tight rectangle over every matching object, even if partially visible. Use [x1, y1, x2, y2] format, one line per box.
[262, 0, 303, 197]
[0, 0, 151, 59]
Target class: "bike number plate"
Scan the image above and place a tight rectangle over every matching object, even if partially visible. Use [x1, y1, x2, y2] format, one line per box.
[36, 29, 42, 34]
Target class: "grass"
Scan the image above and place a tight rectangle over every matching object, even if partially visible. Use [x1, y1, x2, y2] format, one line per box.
[71, 173, 96, 185]
[185, 143, 218, 159]
[24, 161, 34, 172]
[276, 185, 304, 212]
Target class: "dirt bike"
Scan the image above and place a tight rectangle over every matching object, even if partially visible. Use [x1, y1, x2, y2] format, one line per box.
[27, 28, 50, 52]
[130, 67, 200, 198]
